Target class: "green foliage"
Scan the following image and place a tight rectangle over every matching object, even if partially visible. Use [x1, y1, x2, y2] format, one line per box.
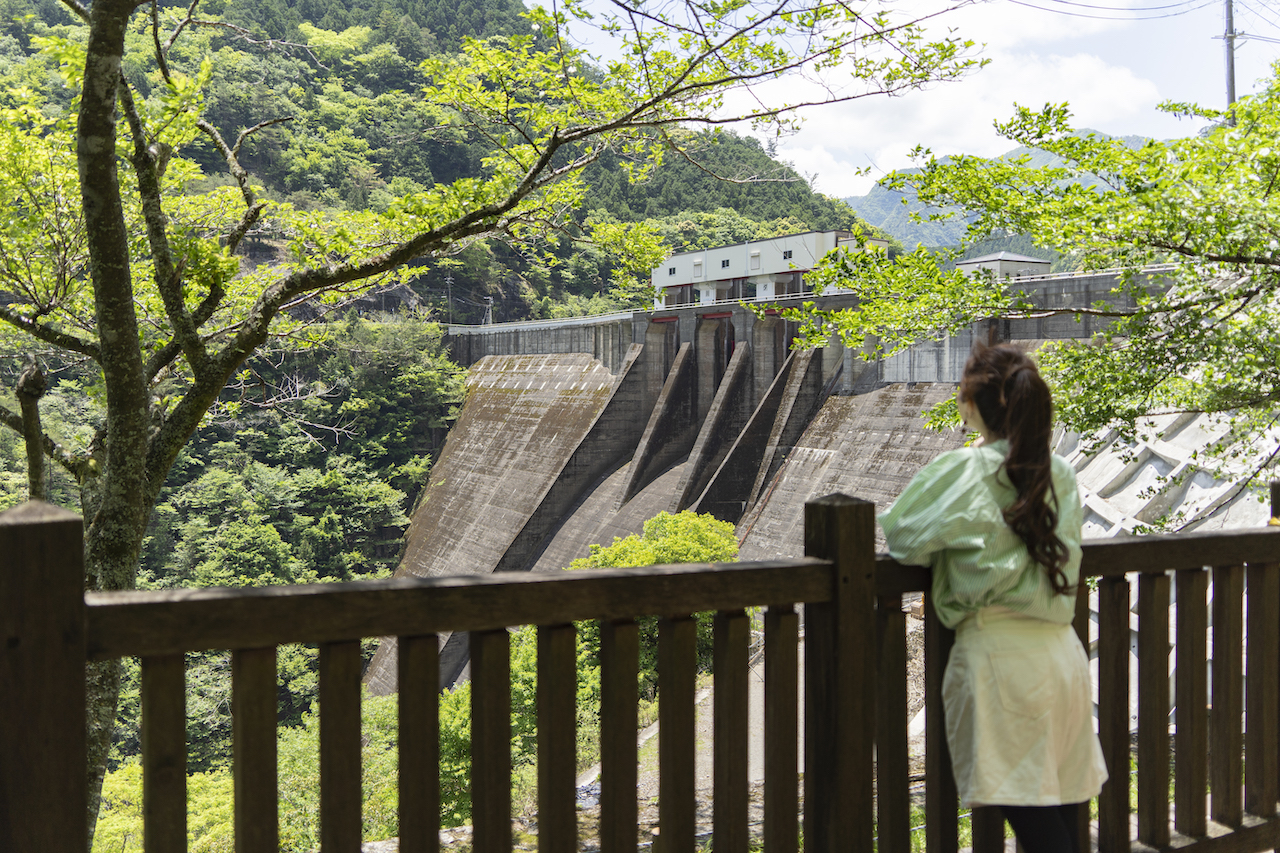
[94, 692, 403, 853]
[135, 317, 465, 588]
[804, 68, 1280, 496]
[581, 133, 866, 230]
[570, 511, 739, 697]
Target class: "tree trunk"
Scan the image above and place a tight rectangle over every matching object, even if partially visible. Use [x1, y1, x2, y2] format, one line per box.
[78, 0, 154, 838]
[16, 360, 47, 502]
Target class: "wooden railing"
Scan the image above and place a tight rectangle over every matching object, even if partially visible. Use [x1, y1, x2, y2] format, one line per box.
[878, 517, 1280, 853]
[3, 493, 1280, 853]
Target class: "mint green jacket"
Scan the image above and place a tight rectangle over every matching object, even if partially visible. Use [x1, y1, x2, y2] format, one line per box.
[878, 439, 1084, 629]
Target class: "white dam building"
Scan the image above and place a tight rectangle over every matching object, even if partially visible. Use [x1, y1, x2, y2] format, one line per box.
[651, 230, 890, 308]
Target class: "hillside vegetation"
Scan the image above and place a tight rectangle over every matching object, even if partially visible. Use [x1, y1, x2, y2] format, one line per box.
[0, 0, 876, 325]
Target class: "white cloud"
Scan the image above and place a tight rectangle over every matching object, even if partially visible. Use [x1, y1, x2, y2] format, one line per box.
[772, 47, 1166, 198]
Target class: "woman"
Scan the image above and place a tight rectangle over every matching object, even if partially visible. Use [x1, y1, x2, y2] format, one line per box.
[879, 342, 1107, 853]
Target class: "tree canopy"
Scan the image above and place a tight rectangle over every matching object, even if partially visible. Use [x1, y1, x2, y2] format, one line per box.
[798, 69, 1280, 499]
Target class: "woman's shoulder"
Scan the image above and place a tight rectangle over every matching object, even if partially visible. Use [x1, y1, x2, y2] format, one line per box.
[1049, 452, 1080, 484]
[897, 445, 994, 502]
[917, 444, 986, 478]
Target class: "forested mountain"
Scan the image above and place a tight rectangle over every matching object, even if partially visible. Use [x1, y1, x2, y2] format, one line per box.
[583, 137, 862, 230]
[0, 0, 873, 325]
[844, 133, 1148, 253]
[843, 174, 969, 249]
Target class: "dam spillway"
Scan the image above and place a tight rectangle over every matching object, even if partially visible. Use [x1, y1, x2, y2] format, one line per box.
[364, 266, 1272, 693]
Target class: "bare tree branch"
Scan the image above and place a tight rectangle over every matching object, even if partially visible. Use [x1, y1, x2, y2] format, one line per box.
[56, 0, 89, 22]
[119, 75, 207, 368]
[163, 0, 203, 53]
[0, 399, 93, 480]
[0, 304, 101, 359]
[196, 116, 294, 210]
[15, 359, 48, 500]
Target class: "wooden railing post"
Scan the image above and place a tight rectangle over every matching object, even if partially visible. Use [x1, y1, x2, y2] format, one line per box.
[0, 501, 87, 852]
[803, 494, 875, 853]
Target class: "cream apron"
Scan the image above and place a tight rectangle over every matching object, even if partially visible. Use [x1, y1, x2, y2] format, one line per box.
[943, 606, 1109, 807]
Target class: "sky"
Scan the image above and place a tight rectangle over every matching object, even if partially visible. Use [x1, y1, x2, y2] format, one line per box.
[763, 0, 1280, 198]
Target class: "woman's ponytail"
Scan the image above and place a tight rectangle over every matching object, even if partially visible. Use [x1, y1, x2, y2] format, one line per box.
[960, 343, 1072, 594]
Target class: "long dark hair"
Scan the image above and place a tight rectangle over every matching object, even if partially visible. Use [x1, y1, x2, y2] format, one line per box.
[960, 342, 1072, 594]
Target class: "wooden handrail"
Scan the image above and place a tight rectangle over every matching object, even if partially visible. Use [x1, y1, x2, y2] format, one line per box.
[84, 558, 831, 660]
[876, 526, 1280, 596]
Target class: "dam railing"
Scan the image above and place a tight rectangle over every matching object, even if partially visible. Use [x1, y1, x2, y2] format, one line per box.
[4, 493, 1280, 853]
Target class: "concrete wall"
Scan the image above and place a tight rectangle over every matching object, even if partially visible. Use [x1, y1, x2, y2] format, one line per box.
[672, 341, 755, 513]
[621, 342, 698, 505]
[448, 312, 635, 372]
[369, 266, 1177, 691]
[691, 349, 799, 523]
[747, 347, 831, 509]
[364, 348, 651, 693]
[737, 382, 968, 558]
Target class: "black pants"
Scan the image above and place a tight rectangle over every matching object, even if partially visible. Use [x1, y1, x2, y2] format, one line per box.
[1000, 803, 1083, 853]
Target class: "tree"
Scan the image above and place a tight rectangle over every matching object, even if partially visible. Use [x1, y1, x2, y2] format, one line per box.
[0, 0, 980, 835]
[570, 511, 739, 696]
[797, 70, 1280, 505]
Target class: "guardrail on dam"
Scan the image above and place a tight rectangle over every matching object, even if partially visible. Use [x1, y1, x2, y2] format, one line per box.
[365, 268, 1164, 691]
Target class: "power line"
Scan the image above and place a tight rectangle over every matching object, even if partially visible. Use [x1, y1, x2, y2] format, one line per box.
[1036, 0, 1205, 11]
[1006, 0, 1216, 19]
[1237, 0, 1280, 30]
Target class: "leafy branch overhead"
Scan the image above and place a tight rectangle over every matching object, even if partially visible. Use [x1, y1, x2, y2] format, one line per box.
[796, 73, 1280, 490]
[0, 0, 983, 835]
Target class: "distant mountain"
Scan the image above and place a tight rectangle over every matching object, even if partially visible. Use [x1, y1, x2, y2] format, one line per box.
[842, 173, 968, 250]
[843, 131, 1147, 250]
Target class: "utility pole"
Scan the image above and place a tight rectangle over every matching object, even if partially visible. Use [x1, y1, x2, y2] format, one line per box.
[445, 272, 453, 325]
[481, 296, 494, 326]
[1225, 0, 1238, 123]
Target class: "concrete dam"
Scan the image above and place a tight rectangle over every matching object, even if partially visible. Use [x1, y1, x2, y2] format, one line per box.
[364, 267, 1268, 693]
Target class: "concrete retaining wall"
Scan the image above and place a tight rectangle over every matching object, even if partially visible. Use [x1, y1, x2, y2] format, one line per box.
[621, 343, 698, 505]
[364, 348, 649, 693]
[672, 342, 755, 513]
[737, 382, 967, 560]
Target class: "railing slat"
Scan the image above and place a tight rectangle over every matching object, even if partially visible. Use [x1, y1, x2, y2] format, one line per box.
[764, 604, 799, 853]
[1175, 569, 1209, 838]
[658, 615, 697, 853]
[1211, 565, 1245, 827]
[1097, 575, 1131, 853]
[398, 634, 440, 853]
[876, 594, 911, 853]
[320, 640, 363, 852]
[471, 628, 512, 853]
[233, 646, 278, 853]
[713, 609, 749, 853]
[1137, 571, 1171, 848]
[971, 807, 1005, 853]
[142, 653, 187, 853]
[923, 592, 958, 853]
[86, 559, 832, 660]
[1073, 581, 1093, 850]
[600, 619, 639, 853]
[1080, 528, 1280, 577]
[1245, 561, 1280, 817]
[537, 624, 577, 853]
